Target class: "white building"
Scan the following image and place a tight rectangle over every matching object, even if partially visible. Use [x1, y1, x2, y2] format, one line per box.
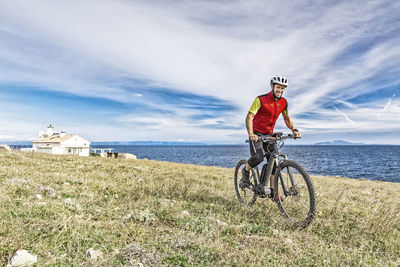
[32, 125, 91, 156]
[0, 144, 12, 151]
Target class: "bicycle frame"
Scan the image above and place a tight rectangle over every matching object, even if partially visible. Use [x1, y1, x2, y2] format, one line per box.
[256, 141, 279, 187]
[254, 140, 297, 197]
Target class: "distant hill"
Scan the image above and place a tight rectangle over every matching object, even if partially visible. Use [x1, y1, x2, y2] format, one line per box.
[92, 141, 209, 146]
[3, 140, 244, 146]
[313, 140, 366, 146]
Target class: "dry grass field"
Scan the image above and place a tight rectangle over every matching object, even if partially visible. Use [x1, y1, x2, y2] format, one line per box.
[0, 150, 399, 266]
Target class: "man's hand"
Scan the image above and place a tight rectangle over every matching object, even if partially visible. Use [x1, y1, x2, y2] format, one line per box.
[292, 129, 301, 138]
[249, 134, 258, 142]
[283, 114, 301, 138]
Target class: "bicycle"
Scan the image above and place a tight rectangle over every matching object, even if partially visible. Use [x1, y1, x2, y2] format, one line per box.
[234, 132, 316, 228]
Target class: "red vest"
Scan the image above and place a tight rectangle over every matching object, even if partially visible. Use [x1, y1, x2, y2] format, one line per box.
[253, 92, 287, 135]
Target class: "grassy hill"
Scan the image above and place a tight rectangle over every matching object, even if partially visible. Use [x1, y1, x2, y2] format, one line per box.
[0, 151, 399, 266]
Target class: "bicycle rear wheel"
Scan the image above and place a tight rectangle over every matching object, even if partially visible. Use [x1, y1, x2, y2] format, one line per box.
[274, 160, 316, 228]
[234, 160, 258, 206]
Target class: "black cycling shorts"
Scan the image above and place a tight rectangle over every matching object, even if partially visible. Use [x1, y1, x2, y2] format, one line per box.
[247, 134, 276, 173]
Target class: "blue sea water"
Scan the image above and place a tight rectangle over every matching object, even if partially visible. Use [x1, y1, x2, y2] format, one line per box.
[91, 145, 400, 183]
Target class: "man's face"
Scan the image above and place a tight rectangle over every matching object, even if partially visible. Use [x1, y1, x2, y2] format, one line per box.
[272, 84, 286, 98]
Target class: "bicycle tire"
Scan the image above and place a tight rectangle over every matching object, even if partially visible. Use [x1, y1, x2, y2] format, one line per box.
[234, 159, 258, 206]
[274, 160, 316, 228]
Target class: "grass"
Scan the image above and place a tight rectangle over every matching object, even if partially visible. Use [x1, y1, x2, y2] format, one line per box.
[0, 150, 399, 266]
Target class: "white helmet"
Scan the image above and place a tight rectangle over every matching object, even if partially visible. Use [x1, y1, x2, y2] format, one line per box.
[270, 75, 288, 86]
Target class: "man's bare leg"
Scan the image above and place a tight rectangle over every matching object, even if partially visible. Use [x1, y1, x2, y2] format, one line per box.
[245, 163, 251, 171]
[246, 164, 274, 187]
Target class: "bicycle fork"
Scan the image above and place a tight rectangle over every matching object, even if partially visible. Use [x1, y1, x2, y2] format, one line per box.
[276, 154, 298, 198]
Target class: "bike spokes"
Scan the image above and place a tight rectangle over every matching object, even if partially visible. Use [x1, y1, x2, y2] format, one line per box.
[275, 160, 316, 227]
[234, 160, 257, 206]
[238, 170, 256, 204]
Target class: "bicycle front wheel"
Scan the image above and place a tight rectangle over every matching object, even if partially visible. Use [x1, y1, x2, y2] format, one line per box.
[274, 160, 316, 228]
[234, 159, 258, 206]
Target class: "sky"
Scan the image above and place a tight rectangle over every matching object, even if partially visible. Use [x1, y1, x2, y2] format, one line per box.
[0, 0, 400, 144]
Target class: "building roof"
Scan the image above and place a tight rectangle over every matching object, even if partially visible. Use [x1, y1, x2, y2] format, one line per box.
[32, 134, 76, 143]
[0, 144, 12, 151]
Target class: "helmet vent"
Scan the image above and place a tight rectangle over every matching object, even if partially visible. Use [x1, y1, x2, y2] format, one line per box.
[270, 75, 288, 86]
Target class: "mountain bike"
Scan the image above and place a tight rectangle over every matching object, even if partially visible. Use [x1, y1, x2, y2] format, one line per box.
[234, 132, 316, 228]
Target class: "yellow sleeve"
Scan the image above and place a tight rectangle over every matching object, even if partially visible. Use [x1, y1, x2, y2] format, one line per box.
[282, 102, 288, 117]
[249, 97, 261, 114]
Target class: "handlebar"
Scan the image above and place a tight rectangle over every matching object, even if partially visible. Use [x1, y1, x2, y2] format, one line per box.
[245, 132, 300, 143]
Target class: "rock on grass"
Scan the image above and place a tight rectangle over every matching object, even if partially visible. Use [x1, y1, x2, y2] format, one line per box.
[85, 248, 103, 260]
[123, 243, 160, 266]
[7, 249, 37, 267]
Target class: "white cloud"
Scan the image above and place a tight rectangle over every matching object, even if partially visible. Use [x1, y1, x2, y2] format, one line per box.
[333, 106, 356, 126]
[0, 0, 400, 142]
[383, 98, 392, 111]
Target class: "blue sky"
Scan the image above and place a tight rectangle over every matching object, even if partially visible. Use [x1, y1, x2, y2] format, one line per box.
[0, 0, 400, 144]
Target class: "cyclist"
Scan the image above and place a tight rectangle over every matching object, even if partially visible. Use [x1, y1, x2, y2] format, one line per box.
[240, 75, 301, 196]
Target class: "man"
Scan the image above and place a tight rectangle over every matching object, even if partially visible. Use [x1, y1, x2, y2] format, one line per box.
[240, 75, 301, 196]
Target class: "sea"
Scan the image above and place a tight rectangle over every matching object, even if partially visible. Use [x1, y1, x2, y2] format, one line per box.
[10, 144, 400, 183]
[89, 145, 400, 183]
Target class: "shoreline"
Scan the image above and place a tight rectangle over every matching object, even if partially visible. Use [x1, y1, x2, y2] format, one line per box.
[6, 144, 400, 183]
[7, 148, 400, 184]
[114, 157, 400, 184]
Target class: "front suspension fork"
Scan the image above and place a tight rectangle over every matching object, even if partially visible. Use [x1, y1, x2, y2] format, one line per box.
[276, 154, 296, 197]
